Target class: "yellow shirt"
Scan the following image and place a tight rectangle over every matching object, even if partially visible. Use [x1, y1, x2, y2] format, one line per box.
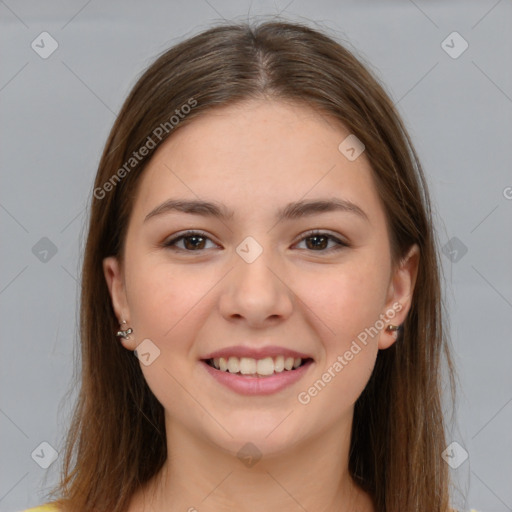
[22, 505, 59, 512]
[21, 504, 482, 512]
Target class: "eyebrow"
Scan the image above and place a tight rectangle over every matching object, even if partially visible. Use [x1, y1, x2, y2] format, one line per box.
[144, 197, 369, 223]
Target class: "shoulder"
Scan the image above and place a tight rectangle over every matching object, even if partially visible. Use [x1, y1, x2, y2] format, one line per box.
[20, 504, 60, 512]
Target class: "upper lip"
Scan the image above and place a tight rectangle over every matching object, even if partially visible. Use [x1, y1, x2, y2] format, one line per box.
[201, 345, 314, 361]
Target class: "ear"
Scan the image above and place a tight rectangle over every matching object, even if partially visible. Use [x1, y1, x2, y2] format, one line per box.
[103, 256, 136, 350]
[378, 243, 420, 350]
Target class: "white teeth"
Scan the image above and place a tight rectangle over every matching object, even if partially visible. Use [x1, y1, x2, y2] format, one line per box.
[284, 357, 294, 370]
[274, 355, 285, 372]
[209, 355, 307, 376]
[256, 357, 274, 376]
[239, 357, 256, 375]
[227, 357, 239, 373]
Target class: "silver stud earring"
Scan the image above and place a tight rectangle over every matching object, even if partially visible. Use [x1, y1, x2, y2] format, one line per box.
[116, 319, 133, 340]
[386, 324, 400, 338]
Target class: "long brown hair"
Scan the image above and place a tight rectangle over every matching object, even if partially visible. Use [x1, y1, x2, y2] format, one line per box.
[46, 18, 456, 512]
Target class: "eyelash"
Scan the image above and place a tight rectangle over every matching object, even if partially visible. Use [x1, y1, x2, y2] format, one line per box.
[162, 229, 350, 253]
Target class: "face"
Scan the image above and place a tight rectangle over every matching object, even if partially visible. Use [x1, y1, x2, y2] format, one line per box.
[104, 99, 419, 457]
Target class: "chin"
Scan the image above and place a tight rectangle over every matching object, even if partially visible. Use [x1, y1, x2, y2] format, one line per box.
[204, 415, 307, 459]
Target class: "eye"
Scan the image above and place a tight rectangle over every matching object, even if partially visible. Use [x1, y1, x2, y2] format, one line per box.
[163, 231, 218, 252]
[162, 229, 349, 253]
[294, 230, 349, 252]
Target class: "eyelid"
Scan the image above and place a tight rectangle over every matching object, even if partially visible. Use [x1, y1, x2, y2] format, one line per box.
[163, 228, 350, 253]
[293, 229, 350, 248]
[162, 230, 219, 251]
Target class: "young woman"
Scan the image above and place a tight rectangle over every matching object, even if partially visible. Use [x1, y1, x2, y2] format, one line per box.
[23, 19, 469, 512]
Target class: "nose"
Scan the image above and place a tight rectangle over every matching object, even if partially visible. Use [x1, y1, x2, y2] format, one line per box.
[218, 247, 294, 328]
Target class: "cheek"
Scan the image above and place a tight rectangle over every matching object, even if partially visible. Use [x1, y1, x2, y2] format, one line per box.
[295, 262, 384, 413]
[296, 341, 378, 423]
[125, 264, 213, 419]
[126, 260, 208, 341]
[295, 257, 389, 344]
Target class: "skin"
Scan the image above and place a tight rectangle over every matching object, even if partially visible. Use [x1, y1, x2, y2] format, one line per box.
[103, 99, 419, 512]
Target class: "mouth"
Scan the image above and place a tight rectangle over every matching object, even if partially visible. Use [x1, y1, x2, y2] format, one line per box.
[201, 355, 314, 378]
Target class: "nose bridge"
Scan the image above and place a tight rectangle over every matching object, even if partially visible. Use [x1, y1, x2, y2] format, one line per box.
[219, 235, 293, 322]
[234, 237, 283, 297]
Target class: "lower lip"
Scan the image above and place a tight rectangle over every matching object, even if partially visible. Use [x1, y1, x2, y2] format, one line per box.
[200, 360, 314, 396]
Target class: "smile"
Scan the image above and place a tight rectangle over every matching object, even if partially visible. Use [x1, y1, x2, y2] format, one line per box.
[205, 355, 311, 377]
[200, 356, 314, 395]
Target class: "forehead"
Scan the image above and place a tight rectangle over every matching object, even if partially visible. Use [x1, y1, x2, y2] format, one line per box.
[132, 99, 383, 223]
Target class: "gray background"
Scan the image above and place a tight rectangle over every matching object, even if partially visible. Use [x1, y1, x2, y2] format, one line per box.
[1, 1, 511, 511]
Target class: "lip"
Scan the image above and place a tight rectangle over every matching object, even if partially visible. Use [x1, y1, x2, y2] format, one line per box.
[199, 358, 315, 396]
[201, 345, 313, 360]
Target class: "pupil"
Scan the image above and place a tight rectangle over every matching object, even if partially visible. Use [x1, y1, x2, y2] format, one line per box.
[185, 236, 205, 250]
[307, 235, 327, 250]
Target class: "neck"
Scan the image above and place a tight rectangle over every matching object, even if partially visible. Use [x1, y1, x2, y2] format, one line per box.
[131, 409, 375, 512]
